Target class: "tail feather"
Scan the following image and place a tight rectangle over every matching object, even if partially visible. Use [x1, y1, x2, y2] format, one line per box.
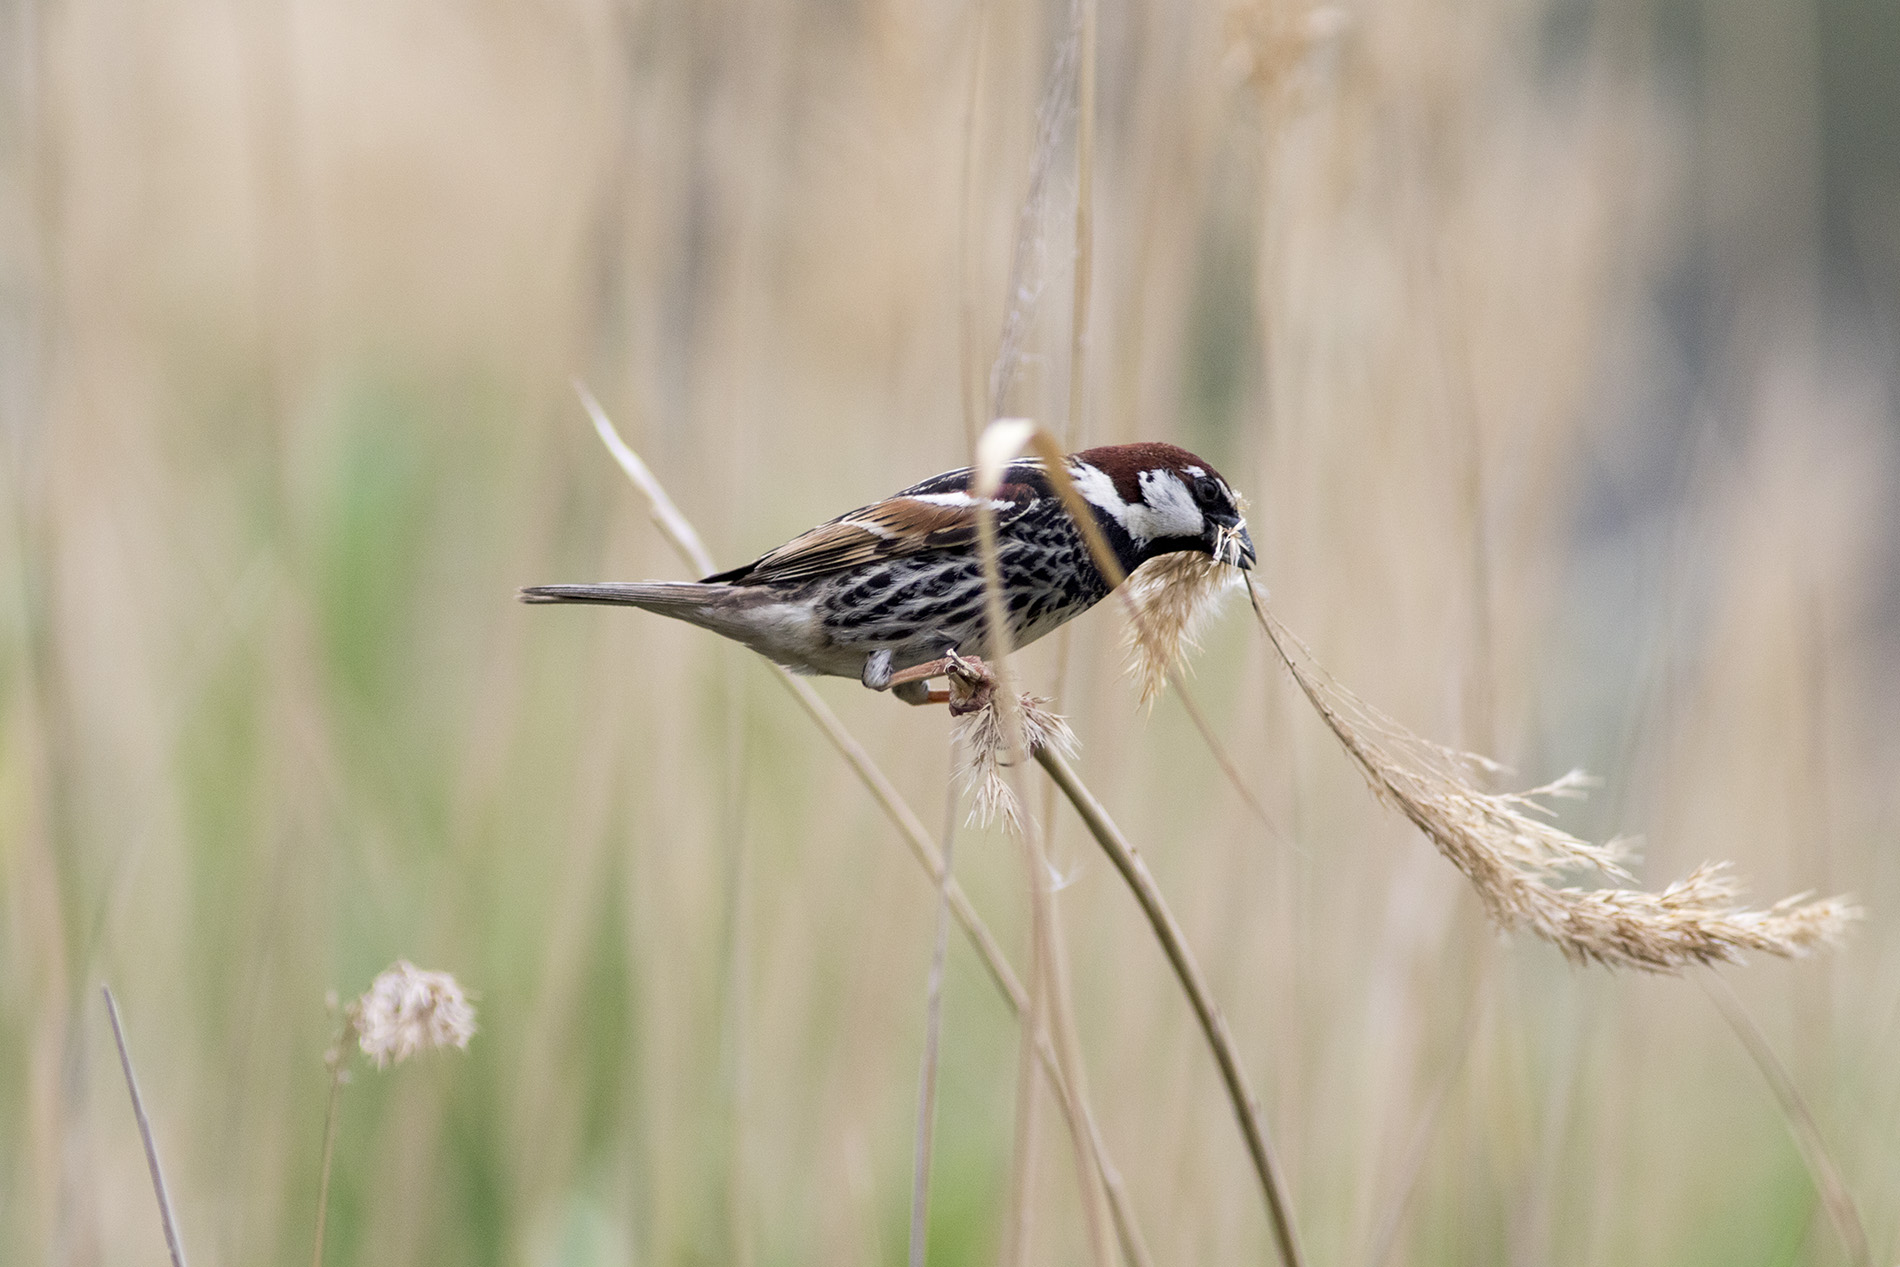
[518, 582, 721, 608]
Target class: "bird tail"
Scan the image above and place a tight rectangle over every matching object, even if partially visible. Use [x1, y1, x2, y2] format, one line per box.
[518, 582, 724, 610]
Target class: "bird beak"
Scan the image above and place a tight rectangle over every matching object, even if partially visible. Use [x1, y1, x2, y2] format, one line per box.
[1209, 518, 1256, 570]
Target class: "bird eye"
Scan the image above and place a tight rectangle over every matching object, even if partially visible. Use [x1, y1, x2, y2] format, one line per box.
[1193, 476, 1221, 508]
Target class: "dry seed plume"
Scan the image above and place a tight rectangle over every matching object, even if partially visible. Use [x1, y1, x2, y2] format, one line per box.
[1250, 589, 1858, 971]
[350, 961, 478, 1068]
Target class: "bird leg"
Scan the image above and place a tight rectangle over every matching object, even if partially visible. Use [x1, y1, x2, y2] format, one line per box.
[878, 652, 996, 715]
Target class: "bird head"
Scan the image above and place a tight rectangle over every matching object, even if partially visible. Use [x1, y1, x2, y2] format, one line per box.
[1068, 443, 1257, 572]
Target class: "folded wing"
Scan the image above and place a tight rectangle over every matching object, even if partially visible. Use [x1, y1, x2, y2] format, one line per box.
[706, 475, 1042, 585]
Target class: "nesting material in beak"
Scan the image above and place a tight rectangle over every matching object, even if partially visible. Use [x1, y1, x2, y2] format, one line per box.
[1215, 521, 1257, 570]
[1122, 546, 1249, 706]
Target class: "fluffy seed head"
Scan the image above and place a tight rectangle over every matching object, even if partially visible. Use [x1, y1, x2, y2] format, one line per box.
[352, 961, 478, 1068]
[956, 694, 1078, 832]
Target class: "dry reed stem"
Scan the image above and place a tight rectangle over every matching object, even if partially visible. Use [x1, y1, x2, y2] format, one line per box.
[1250, 587, 1860, 971]
[957, 0, 991, 455]
[987, 7, 1082, 419]
[907, 761, 962, 1267]
[576, 389, 1150, 1267]
[312, 1016, 350, 1267]
[1035, 746, 1307, 1267]
[1701, 974, 1872, 1267]
[972, 430, 1116, 1267]
[103, 986, 189, 1267]
[1065, 0, 1096, 453]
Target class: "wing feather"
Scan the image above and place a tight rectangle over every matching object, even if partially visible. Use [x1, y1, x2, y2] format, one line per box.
[708, 477, 1043, 584]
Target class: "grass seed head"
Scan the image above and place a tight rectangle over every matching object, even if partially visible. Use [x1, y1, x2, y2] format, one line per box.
[955, 693, 1077, 833]
[352, 961, 478, 1069]
[1255, 595, 1860, 971]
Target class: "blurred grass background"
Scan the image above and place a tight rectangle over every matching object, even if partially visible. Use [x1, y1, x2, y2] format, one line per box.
[3, 0, 1898, 1263]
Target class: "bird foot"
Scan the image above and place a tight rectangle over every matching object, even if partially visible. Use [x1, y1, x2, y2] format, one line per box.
[941, 652, 995, 716]
[880, 651, 995, 715]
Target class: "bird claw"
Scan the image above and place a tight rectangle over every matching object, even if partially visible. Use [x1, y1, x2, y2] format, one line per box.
[941, 651, 995, 717]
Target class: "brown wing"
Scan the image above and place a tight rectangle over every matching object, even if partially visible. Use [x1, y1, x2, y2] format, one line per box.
[708, 482, 1041, 585]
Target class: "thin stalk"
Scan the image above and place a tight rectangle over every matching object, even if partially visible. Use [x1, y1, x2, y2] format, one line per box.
[1701, 974, 1870, 1267]
[1036, 747, 1307, 1267]
[575, 387, 1148, 1262]
[999, 888, 1048, 1267]
[1037, 0, 1098, 988]
[958, 0, 990, 453]
[1064, 0, 1096, 452]
[1168, 672, 1296, 850]
[908, 751, 962, 1267]
[311, 1016, 355, 1267]
[971, 470, 1113, 1267]
[103, 986, 189, 1267]
[972, 483, 1046, 1267]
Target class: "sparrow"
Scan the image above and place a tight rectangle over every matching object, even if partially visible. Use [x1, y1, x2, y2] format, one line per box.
[521, 442, 1255, 706]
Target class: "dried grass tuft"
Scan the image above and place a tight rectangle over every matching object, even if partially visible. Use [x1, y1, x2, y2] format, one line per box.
[956, 691, 1078, 832]
[1121, 547, 1248, 706]
[350, 961, 478, 1069]
[1253, 591, 1859, 971]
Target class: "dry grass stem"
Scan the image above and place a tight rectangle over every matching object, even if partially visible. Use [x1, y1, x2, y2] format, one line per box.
[1251, 588, 1860, 971]
[1701, 974, 1873, 1267]
[908, 759, 962, 1267]
[1065, 0, 1097, 452]
[580, 392, 1148, 1262]
[1036, 746, 1307, 1267]
[973, 426, 1116, 1267]
[312, 1011, 350, 1267]
[987, 6, 1082, 418]
[103, 986, 190, 1267]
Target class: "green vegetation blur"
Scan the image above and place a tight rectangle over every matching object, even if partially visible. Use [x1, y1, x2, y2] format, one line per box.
[2, 1, 1896, 1264]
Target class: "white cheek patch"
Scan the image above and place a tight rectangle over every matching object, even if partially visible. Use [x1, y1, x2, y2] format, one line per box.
[1127, 470, 1205, 542]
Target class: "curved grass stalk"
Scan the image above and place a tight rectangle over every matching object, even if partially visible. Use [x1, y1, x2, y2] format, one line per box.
[1701, 974, 1871, 1267]
[1035, 747, 1308, 1267]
